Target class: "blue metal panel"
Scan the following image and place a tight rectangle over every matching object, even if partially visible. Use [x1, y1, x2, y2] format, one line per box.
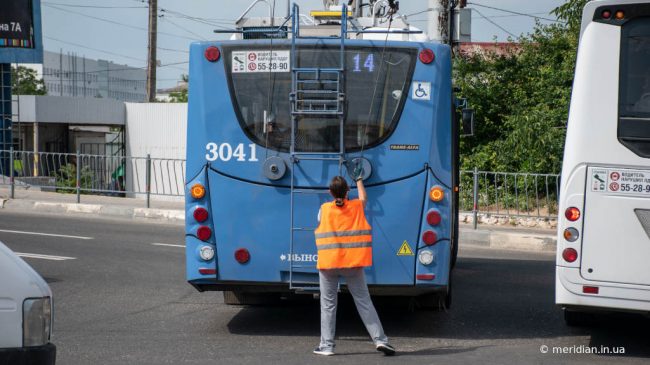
[199, 167, 426, 286]
[0, 0, 44, 64]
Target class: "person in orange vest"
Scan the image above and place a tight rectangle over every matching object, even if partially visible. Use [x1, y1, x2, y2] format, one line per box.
[313, 168, 395, 356]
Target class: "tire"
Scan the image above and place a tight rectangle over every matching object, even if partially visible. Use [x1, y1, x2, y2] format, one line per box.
[222, 291, 280, 305]
[563, 309, 594, 327]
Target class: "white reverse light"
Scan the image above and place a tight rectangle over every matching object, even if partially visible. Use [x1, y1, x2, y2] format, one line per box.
[418, 249, 435, 265]
[199, 246, 215, 261]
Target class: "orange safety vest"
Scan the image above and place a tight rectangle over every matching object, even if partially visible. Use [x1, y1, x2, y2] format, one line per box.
[314, 199, 372, 270]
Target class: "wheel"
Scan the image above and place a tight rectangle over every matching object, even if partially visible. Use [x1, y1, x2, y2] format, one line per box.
[444, 271, 453, 309]
[563, 309, 594, 327]
[222, 291, 280, 305]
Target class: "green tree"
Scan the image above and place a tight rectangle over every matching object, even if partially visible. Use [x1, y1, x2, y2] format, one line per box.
[455, 0, 588, 173]
[168, 74, 188, 103]
[11, 66, 47, 95]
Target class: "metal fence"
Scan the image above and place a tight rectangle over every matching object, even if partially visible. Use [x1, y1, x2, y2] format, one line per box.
[0, 149, 185, 206]
[459, 169, 561, 223]
[1, 148, 560, 217]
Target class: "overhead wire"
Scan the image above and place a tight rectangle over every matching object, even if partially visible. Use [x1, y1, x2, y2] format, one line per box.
[468, 2, 564, 23]
[472, 8, 516, 38]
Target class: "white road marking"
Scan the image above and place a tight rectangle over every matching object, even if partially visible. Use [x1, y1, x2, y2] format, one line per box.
[16, 252, 76, 261]
[151, 243, 185, 248]
[0, 229, 93, 240]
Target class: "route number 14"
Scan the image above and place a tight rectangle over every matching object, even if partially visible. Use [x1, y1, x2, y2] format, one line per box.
[205, 143, 259, 162]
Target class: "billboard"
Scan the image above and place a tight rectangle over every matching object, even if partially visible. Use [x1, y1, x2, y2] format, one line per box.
[0, 0, 35, 48]
[0, 0, 42, 63]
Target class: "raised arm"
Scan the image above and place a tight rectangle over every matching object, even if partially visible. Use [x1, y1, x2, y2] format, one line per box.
[356, 179, 367, 207]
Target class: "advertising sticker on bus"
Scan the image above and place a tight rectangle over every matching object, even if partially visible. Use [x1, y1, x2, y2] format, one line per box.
[232, 50, 290, 73]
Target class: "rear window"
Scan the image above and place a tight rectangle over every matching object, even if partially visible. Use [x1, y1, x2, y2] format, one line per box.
[619, 17, 650, 157]
[225, 45, 416, 152]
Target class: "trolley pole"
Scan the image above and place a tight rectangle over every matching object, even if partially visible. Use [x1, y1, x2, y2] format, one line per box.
[76, 149, 81, 203]
[146, 154, 151, 208]
[472, 167, 479, 230]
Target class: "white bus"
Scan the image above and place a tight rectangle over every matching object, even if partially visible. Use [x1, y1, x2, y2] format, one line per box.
[557, 0, 650, 325]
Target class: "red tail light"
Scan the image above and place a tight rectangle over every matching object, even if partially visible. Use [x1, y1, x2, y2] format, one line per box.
[416, 274, 435, 280]
[583, 286, 599, 294]
[419, 48, 435, 64]
[197, 226, 212, 241]
[205, 46, 221, 62]
[565, 207, 581, 221]
[426, 210, 442, 226]
[562, 248, 578, 263]
[235, 248, 250, 264]
[193, 207, 209, 223]
[601, 9, 612, 19]
[199, 268, 216, 275]
[422, 230, 438, 245]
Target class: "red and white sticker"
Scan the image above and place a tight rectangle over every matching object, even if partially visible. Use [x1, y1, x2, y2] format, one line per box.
[232, 50, 290, 73]
[591, 168, 650, 195]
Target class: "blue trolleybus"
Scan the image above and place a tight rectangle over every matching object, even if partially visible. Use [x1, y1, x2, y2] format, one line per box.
[185, 1, 462, 307]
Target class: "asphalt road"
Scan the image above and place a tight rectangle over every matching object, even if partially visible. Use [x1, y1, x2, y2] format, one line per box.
[0, 211, 648, 365]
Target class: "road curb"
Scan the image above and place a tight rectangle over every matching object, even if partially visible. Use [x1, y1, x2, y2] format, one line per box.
[460, 227, 556, 252]
[1, 199, 185, 224]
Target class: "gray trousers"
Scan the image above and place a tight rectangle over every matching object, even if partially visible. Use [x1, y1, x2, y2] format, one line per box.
[319, 267, 389, 350]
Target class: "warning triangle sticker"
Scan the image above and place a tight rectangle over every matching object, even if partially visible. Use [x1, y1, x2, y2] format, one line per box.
[397, 240, 414, 256]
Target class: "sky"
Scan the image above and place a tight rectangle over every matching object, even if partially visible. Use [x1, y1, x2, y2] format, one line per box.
[40, 0, 567, 89]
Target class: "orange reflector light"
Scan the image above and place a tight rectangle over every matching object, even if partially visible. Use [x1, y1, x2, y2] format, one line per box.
[191, 183, 206, 199]
[562, 248, 578, 263]
[615, 10, 625, 20]
[583, 286, 599, 294]
[429, 186, 444, 202]
[565, 207, 580, 222]
[563, 227, 579, 242]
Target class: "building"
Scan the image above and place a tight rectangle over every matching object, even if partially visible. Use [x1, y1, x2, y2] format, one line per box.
[31, 50, 147, 102]
[458, 42, 521, 58]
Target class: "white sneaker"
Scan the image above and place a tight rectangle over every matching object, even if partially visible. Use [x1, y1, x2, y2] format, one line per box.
[313, 346, 335, 356]
[376, 343, 396, 356]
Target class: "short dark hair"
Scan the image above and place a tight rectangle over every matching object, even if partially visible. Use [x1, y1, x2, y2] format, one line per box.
[329, 176, 349, 207]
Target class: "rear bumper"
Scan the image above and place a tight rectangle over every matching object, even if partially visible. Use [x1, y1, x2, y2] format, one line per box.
[556, 266, 650, 314]
[0, 343, 56, 365]
[190, 280, 446, 296]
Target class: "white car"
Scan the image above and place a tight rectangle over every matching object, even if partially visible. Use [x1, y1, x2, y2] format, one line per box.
[0, 241, 56, 364]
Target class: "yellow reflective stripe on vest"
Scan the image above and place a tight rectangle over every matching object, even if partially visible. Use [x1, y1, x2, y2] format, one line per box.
[316, 241, 372, 251]
[314, 230, 372, 239]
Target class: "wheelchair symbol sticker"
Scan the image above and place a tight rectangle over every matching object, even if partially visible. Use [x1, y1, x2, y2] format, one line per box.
[412, 81, 431, 101]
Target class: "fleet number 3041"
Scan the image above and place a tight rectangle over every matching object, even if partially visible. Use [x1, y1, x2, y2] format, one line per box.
[205, 142, 259, 162]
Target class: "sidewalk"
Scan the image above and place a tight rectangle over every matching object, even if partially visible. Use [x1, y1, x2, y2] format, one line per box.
[0, 186, 557, 251]
[0, 186, 184, 223]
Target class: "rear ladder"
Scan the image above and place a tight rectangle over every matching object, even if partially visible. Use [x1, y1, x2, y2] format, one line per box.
[287, 3, 348, 292]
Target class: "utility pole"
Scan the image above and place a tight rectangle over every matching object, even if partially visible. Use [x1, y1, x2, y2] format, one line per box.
[146, 0, 158, 102]
[428, 0, 450, 43]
